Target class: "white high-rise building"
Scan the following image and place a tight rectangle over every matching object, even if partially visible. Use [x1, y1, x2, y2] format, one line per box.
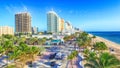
[47, 10, 60, 33]
[64, 21, 75, 34]
[65, 21, 73, 31]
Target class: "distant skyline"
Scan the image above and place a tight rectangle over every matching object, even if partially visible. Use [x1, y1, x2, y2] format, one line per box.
[0, 0, 120, 31]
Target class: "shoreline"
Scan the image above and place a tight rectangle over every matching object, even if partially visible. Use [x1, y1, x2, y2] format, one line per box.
[94, 36, 120, 49]
[89, 34, 120, 59]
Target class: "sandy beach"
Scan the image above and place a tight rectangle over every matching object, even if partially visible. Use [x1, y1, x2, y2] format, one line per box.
[82, 34, 120, 67]
[93, 36, 120, 60]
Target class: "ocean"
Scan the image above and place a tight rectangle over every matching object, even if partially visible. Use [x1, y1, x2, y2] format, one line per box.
[88, 31, 120, 44]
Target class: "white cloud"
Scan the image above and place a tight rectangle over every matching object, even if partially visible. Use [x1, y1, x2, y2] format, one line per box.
[5, 4, 29, 14]
[21, 3, 28, 12]
[5, 6, 12, 13]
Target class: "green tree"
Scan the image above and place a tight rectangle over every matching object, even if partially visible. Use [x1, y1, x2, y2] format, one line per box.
[67, 50, 78, 68]
[8, 42, 44, 68]
[29, 37, 38, 45]
[76, 32, 92, 50]
[27, 46, 40, 67]
[67, 54, 74, 68]
[84, 52, 120, 68]
[6, 65, 16, 68]
[63, 34, 75, 42]
[93, 42, 108, 51]
[2, 34, 14, 40]
[0, 45, 5, 56]
[83, 49, 90, 58]
[38, 38, 46, 45]
[3, 40, 15, 54]
[18, 37, 26, 44]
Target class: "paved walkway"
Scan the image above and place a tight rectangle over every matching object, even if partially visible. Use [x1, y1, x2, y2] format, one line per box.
[77, 54, 83, 68]
[67, 54, 83, 68]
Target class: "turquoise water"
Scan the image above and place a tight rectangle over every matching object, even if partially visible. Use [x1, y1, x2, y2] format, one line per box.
[88, 31, 120, 44]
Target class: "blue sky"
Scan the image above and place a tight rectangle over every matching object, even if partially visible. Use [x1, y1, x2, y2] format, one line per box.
[0, 0, 120, 31]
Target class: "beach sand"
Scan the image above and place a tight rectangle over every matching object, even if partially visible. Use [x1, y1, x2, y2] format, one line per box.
[93, 36, 120, 60]
[82, 35, 120, 67]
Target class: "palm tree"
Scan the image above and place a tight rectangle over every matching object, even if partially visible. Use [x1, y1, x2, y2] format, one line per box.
[18, 37, 26, 44]
[12, 36, 18, 44]
[93, 42, 108, 52]
[0, 35, 6, 45]
[63, 35, 73, 42]
[2, 34, 13, 40]
[85, 51, 97, 61]
[6, 65, 16, 68]
[84, 52, 120, 68]
[27, 46, 40, 67]
[76, 32, 92, 51]
[8, 42, 28, 68]
[67, 54, 74, 68]
[29, 37, 38, 45]
[83, 49, 90, 59]
[67, 50, 78, 68]
[8, 49, 22, 67]
[72, 50, 78, 63]
[0, 36, 2, 45]
[3, 40, 15, 54]
[38, 38, 46, 45]
[0, 45, 5, 56]
[8, 42, 43, 68]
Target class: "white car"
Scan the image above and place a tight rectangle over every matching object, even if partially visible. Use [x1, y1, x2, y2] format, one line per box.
[55, 52, 62, 59]
[57, 63, 62, 68]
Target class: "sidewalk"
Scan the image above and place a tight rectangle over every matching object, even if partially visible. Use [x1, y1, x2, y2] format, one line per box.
[67, 55, 83, 68]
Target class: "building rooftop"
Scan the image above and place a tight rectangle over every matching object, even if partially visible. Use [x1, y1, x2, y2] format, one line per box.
[47, 10, 58, 16]
[15, 12, 31, 15]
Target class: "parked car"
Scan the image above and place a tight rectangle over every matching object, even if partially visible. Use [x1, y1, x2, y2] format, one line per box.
[57, 63, 62, 68]
[50, 61, 56, 66]
[55, 52, 63, 60]
[49, 53, 57, 59]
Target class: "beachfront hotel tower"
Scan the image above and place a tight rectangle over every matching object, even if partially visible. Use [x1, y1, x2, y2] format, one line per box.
[47, 10, 60, 33]
[15, 12, 31, 34]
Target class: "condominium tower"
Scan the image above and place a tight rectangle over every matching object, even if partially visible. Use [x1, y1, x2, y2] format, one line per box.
[59, 18, 65, 32]
[15, 12, 31, 34]
[65, 21, 73, 32]
[0, 26, 14, 36]
[47, 11, 59, 33]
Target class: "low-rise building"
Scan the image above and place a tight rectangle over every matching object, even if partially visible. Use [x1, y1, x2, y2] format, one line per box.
[0, 26, 14, 36]
[32, 35, 53, 39]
